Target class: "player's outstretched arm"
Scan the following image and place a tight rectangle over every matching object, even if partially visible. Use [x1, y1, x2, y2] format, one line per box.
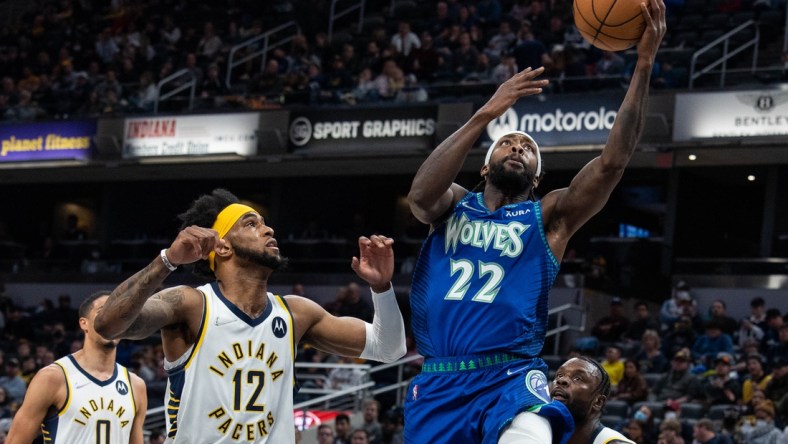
[95, 225, 219, 340]
[6, 366, 65, 444]
[542, 0, 666, 250]
[288, 236, 406, 363]
[129, 373, 148, 444]
[408, 67, 549, 225]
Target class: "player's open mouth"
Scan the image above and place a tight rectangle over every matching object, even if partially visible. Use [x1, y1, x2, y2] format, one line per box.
[551, 390, 568, 401]
[266, 240, 278, 248]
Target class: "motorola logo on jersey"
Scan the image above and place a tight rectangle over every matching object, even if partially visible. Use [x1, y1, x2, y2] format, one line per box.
[289, 117, 312, 147]
[116, 380, 129, 395]
[272, 317, 287, 338]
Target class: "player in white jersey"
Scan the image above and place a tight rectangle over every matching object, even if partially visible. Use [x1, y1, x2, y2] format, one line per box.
[551, 357, 635, 444]
[95, 189, 406, 443]
[6, 291, 147, 444]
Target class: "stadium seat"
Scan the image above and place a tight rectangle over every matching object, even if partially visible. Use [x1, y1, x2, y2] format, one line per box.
[604, 400, 631, 418]
[680, 402, 705, 420]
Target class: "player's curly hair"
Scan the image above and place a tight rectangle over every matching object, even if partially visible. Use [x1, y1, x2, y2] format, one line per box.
[177, 188, 240, 279]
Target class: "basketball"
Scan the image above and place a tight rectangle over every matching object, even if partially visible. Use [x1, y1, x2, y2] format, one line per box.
[573, 0, 647, 51]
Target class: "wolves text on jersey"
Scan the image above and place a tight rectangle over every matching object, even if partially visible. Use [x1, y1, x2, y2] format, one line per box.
[444, 213, 530, 257]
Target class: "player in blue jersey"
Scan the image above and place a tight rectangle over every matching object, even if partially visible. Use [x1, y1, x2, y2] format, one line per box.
[404, 0, 666, 441]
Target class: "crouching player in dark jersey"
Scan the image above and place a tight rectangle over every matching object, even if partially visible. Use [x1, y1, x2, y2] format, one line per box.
[403, 0, 666, 441]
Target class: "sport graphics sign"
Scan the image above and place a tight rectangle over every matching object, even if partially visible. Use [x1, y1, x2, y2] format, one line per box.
[674, 89, 788, 141]
[480, 92, 624, 147]
[123, 113, 258, 158]
[288, 106, 436, 152]
[0, 120, 95, 162]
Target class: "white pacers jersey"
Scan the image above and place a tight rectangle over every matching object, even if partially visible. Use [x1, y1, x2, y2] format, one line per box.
[42, 355, 137, 443]
[164, 282, 296, 443]
[591, 426, 636, 444]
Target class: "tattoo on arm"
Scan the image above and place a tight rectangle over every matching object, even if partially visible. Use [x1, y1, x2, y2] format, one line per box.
[122, 288, 186, 340]
[98, 259, 173, 338]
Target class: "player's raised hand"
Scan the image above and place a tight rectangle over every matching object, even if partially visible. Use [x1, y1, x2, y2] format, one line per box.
[637, 0, 666, 60]
[351, 235, 395, 290]
[481, 67, 549, 118]
[165, 225, 226, 266]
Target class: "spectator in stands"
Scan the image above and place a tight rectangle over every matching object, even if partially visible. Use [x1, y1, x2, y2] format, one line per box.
[428, 2, 454, 38]
[19, 356, 37, 387]
[452, 32, 481, 80]
[737, 400, 783, 444]
[200, 63, 228, 100]
[338, 282, 373, 322]
[160, 15, 182, 54]
[591, 297, 631, 346]
[595, 50, 626, 88]
[351, 428, 370, 444]
[0, 358, 25, 405]
[767, 323, 788, 367]
[391, 21, 421, 59]
[511, 26, 551, 73]
[633, 329, 668, 373]
[485, 21, 517, 60]
[762, 308, 784, 351]
[658, 418, 686, 444]
[4, 89, 44, 121]
[249, 59, 285, 97]
[693, 418, 733, 444]
[328, 356, 366, 391]
[622, 418, 646, 442]
[334, 413, 352, 444]
[475, 0, 502, 27]
[373, 60, 404, 101]
[491, 52, 518, 85]
[361, 398, 382, 444]
[407, 32, 442, 83]
[0, 387, 13, 419]
[697, 353, 741, 407]
[692, 320, 734, 366]
[706, 300, 738, 337]
[661, 281, 692, 331]
[197, 22, 222, 62]
[610, 360, 648, 404]
[738, 317, 765, 349]
[95, 28, 120, 64]
[318, 424, 336, 444]
[749, 297, 768, 330]
[654, 348, 697, 404]
[395, 75, 428, 103]
[380, 407, 404, 444]
[601, 345, 625, 387]
[743, 353, 773, 404]
[625, 302, 660, 343]
[764, 356, 788, 420]
[663, 315, 697, 359]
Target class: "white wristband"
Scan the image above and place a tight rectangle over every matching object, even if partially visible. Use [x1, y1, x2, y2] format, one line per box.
[359, 284, 406, 363]
[160, 249, 177, 271]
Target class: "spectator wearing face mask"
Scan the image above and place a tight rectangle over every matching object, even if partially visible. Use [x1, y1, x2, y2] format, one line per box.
[736, 400, 783, 444]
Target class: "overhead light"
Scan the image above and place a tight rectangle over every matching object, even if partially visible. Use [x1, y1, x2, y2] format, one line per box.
[688, 154, 697, 161]
[747, 175, 756, 181]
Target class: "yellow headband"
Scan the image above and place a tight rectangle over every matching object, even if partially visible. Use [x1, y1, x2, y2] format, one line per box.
[208, 203, 257, 271]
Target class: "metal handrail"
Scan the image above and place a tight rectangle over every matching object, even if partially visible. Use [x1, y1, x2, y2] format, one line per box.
[153, 68, 196, 113]
[546, 303, 587, 356]
[689, 20, 760, 88]
[225, 21, 300, 89]
[328, 0, 366, 40]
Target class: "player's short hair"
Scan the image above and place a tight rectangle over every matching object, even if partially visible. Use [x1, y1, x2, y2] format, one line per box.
[79, 290, 112, 318]
[178, 188, 240, 278]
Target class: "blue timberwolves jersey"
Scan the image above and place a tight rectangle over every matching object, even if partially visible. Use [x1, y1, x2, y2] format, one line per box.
[410, 192, 560, 358]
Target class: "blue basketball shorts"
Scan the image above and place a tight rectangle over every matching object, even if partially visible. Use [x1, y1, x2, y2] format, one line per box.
[404, 354, 574, 444]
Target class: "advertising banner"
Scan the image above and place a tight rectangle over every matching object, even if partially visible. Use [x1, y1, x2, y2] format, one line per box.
[478, 91, 625, 147]
[674, 89, 788, 141]
[0, 120, 95, 162]
[123, 113, 258, 158]
[288, 106, 437, 152]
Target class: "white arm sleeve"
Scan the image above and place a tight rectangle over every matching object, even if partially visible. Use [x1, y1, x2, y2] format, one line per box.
[359, 285, 407, 363]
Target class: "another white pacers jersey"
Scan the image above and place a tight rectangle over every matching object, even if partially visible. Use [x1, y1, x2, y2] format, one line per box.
[164, 282, 296, 443]
[42, 355, 137, 443]
[591, 426, 636, 444]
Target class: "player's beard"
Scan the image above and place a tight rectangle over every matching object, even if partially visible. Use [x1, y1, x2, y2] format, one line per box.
[234, 244, 288, 271]
[487, 161, 534, 197]
[564, 397, 593, 426]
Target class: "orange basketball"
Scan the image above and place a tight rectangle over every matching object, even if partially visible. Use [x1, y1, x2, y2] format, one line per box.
[573, 0, 646, 51]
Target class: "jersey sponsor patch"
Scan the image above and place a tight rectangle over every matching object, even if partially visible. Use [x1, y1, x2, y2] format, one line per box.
[272, 316, 287, 338]
[115, 380, 129, 395]
[525, 370, 550, 403]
